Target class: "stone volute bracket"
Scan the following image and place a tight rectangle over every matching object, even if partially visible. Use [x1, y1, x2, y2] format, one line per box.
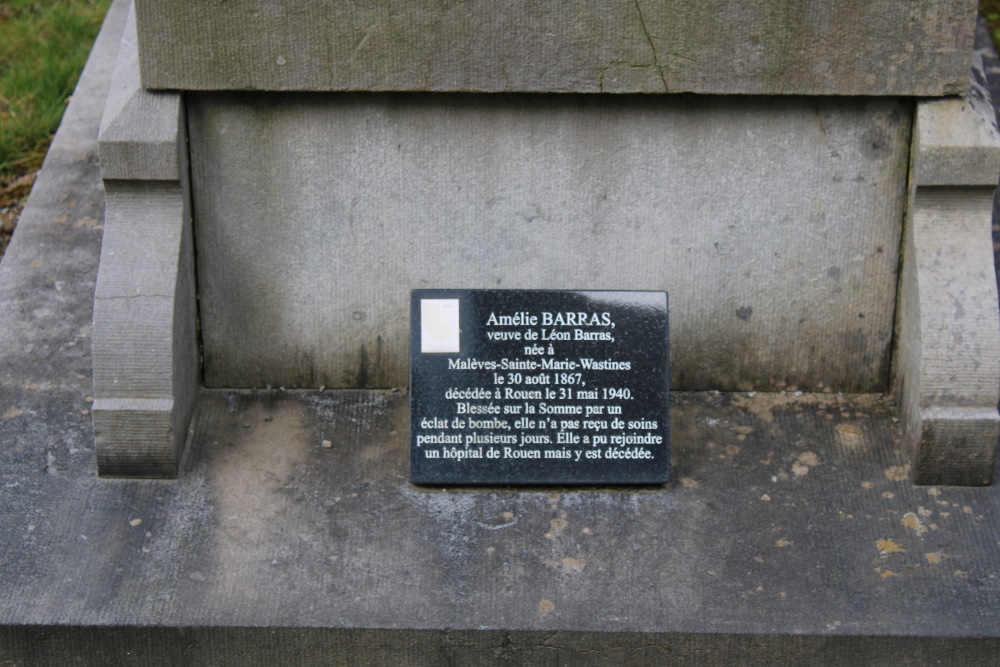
[92, 6, 197, 477]
[893, 52, 1000, 486]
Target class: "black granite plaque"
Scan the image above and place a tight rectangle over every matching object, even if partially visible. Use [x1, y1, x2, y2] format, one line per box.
[409, 290, 669, 485]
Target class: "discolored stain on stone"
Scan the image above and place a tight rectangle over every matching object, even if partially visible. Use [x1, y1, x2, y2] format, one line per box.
[884, 465, 909, 482]
[876, 539, 905, 555]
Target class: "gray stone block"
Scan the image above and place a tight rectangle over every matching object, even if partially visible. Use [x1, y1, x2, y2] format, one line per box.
[133, 0, 975, 96]
[92, 397, 182, 477]
[98, 1, 182, 182]
[93, 5, 197, 478]
[914, 54, 1000, 186]
[189, 93, 910, 392]
[909, 407, 1000, 486]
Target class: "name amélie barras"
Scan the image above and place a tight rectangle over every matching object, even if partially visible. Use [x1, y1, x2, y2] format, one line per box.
[485, 311, 615, 328]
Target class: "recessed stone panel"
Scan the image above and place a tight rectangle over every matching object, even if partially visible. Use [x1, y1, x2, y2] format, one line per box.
[188, 92, 910, 392]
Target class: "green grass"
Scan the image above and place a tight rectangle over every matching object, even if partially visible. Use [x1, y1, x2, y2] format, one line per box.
[983, 0, 1000, 53]
[0, 0, 110, 185]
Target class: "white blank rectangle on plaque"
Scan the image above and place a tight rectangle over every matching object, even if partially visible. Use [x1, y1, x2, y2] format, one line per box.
[420, 299, 460, 353]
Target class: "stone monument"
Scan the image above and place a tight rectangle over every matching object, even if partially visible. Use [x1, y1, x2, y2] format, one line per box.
[4, 0, 1000, 661]
[94, 0, 1000, 486]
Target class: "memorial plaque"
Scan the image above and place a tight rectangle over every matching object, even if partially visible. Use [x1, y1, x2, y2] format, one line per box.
[409, 290, 669, 485]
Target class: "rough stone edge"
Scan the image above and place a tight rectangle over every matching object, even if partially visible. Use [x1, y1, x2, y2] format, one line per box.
[894, 57, 1000, 486]
[4, 625, 1000, 665]
[93, 4, 197, 478]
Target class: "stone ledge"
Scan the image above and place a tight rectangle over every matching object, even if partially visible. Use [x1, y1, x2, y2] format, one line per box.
[3, 626, 1000, 665]
[133, 0, 975, 96]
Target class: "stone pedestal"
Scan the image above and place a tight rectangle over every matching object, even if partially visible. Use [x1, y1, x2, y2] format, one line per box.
[93, 1, 1000, 484]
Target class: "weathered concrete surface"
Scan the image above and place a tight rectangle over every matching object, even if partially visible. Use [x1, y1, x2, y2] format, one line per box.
[4, 390, 1000, 664]
[0, 0, 130, 481]
[133, 0, 975, 97]
[189, 92, 910, 393]
[893, 57, 1000, 486]
[92, 6, 198, 477]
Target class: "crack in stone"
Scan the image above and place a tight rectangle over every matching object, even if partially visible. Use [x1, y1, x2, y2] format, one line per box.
[597, 61, 622, 93]
[96, 293, 172, 300]
[633, 0, 669, 92]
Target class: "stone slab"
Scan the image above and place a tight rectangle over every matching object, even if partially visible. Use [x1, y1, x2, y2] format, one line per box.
[133, 0, 975, 96]
[0, 0, 131, 486]
[189, 92, 910, 393]
[4, 389, 1000, 664]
